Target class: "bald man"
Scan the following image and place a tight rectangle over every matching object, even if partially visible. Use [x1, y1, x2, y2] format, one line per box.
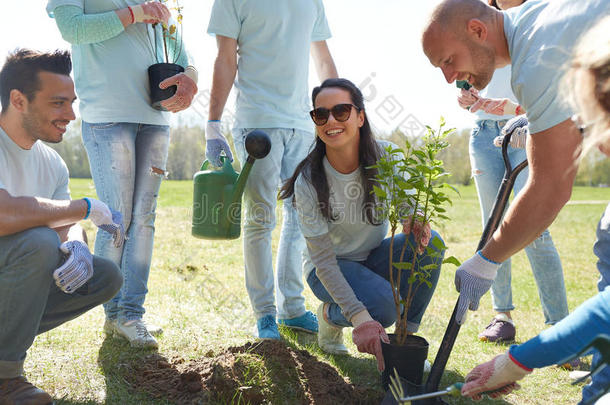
[422, 0, 610, 402]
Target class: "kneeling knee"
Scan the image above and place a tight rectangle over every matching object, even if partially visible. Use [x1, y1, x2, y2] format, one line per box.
[95, 257, 123, 300]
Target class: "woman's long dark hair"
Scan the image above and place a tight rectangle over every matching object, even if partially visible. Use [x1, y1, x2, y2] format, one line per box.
[279, 78, 381, 224]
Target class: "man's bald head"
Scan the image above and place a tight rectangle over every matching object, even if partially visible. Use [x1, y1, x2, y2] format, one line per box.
[422, 0, 503, 89]
[425, 0, 495, 39]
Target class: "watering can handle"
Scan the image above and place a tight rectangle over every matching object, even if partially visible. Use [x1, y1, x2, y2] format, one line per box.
[199, 156, 231, 171]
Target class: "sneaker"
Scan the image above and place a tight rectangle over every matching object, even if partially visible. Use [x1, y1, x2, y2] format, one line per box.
[114, 319, 158, 348]
[317, 303, 349, 355]
[424, 359, 432, 373]
[105, 318, 163, 337]
[478, 314, 516, 343]
[0, 376, 53, 405]
[278, 310, 318, 334]
[256, 315, 280, 340]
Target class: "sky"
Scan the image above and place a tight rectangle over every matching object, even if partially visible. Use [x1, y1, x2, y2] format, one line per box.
[2, 1, 476, 136]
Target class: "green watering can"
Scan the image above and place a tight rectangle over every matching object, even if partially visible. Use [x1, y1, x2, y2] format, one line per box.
[192, 130, 271, 239]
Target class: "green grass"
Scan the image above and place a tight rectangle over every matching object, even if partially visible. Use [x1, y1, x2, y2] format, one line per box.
[26, 179, 609, 404]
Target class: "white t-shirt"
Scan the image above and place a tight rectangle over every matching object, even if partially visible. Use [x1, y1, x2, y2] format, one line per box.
[207, 0, 332, 131]
[295, 140, 400, 278]
[0, 127, 70, 200]
[503, 0, 610, 134]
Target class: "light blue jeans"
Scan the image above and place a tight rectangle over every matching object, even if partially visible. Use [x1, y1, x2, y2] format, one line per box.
[307, 232, 443, 332]
[232, 128, 314, 320]
[82, 121, 170, 323]
[470, 119, 568, 324]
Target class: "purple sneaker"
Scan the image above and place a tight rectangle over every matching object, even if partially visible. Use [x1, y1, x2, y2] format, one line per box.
[478, 314, 516, 343]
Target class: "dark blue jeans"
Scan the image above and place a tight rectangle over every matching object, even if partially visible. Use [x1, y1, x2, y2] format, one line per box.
[307, 231, 444, 332]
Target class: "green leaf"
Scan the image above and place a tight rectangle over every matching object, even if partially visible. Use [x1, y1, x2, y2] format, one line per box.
[431, 237, 446, 251]
[443, 256, 462, 266]
[393, 262, 412, 270]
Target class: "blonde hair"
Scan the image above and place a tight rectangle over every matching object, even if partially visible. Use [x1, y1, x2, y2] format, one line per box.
[563, 16, 610, 154]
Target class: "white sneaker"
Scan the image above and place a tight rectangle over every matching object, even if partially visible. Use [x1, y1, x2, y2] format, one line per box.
[114, 319, 158, 348]
[424, 359, 431, 373]
[317, 303, 348, 355]
[142, 320, 163, 337]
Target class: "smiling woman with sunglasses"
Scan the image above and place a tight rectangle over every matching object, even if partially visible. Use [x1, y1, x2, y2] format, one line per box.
[280, 78, 444, 371]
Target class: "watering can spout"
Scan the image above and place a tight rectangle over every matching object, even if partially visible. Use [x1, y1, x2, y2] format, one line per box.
[191, 130, 271, 240]
[230, 130, 272, 206]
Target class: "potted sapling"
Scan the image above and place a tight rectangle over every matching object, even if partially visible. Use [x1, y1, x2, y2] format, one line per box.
[147, 0, 185, 110]
[370, 118, 460, 392]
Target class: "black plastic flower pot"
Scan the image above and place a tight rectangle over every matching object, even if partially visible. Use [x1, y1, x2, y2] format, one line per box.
[381, 334, 429, 391]
[148, 63, 184, 111]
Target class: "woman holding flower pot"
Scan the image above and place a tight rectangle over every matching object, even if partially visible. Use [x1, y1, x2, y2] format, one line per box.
[280, 78, 445, 373]
[46, 0, 198, 348]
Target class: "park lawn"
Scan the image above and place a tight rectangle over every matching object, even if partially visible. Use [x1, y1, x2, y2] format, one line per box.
[26, 179, 608, 404]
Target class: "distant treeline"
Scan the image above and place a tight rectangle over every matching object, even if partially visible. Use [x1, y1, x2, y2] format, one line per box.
[49, 120, 610, 187]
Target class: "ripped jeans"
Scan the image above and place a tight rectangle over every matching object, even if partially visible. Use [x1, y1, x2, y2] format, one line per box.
[82, 121, 169, 323]
[469, 119, 568, 324]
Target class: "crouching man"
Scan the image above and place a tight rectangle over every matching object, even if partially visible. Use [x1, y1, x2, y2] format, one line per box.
[0, 49, 125, 404]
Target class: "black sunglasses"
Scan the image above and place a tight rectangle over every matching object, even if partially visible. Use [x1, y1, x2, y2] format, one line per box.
[309, 103, 360, 126]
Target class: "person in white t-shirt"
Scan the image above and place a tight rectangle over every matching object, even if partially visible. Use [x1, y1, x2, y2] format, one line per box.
[0, 49, 123, 404]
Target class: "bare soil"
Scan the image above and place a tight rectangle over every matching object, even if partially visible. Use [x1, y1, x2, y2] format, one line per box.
[128, 339, 383, 404]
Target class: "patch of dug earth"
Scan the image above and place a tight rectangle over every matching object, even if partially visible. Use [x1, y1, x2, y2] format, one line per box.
[128, 340, 383, 404]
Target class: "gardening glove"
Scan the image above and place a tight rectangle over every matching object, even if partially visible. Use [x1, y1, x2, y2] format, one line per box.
[205, 120, 234, 167]
[159, 67, 198, 113]
[352, 320, 390, 372]
[457, 88, 479, 110]
[494, 115, 529, 149]
[53, 240, 94, 294]
[461, 351, 532, 400]
[454, 251, 500, 324]
[470, 97, 524, 116]
[84, 197, 126, 248]
[129, 1, 170, 25]
[402, 216, 431, 255]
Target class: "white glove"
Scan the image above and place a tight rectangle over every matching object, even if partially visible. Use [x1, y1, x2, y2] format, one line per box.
[494, 115, 529, 149]
[454, 251, 500, 324]
[84, 198, 126, 248]
[205, 120, 234, 166]
[130, 1, 170, 25]
[471, 97, 524, 116]
[462, 351, 532, 400]
[53, 240, 94, 294]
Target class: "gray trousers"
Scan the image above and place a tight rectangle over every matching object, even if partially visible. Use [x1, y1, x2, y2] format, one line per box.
[0, 227, 122, 378]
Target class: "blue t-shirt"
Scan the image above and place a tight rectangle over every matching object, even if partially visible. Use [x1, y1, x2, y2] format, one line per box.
[47, 0, 188, 125]
[503, 0, 610, 134]
[207, 0, 331, 132]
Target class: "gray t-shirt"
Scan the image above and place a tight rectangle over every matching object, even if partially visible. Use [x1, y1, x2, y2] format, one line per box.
[0, 127, 70, 199]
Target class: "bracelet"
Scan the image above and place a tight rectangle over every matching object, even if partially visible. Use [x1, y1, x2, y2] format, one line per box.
[127, 6, 135, 24]
[83, 197, 91, 220]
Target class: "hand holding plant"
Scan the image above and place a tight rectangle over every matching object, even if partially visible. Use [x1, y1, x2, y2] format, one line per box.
[131, 1, 170, 25]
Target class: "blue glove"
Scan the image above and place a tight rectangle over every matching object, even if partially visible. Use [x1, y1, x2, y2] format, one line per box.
[454, 251, 500, 324]
[53, 240, 94, 293]
[495, 116, 529, 148]
[205, 120, 233, 166]
[84, 197, 126, 248]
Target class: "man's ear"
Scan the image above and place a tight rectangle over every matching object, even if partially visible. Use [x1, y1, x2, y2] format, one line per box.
[466, 18, 488, 42]
[9, 89, 28, 113]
